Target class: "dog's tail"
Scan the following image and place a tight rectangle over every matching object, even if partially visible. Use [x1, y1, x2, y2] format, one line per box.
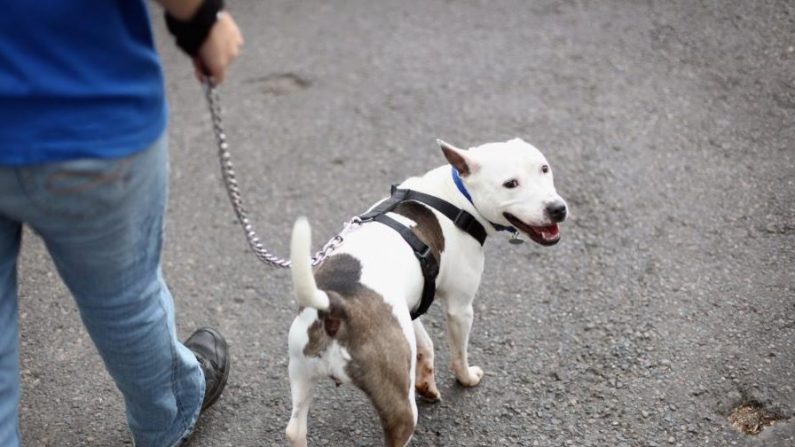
[290, 217, 330, 311]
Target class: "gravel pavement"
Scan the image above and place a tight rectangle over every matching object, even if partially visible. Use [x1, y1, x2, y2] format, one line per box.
[17, 1, 794, 446]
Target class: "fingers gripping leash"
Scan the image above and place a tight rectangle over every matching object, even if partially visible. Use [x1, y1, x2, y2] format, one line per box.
[202, 80, 360, 268]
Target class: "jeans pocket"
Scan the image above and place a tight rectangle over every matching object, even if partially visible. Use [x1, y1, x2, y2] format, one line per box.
[20, 155, 137, 220]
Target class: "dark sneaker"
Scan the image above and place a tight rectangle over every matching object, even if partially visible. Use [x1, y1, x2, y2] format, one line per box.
[185, 327, 230, 411]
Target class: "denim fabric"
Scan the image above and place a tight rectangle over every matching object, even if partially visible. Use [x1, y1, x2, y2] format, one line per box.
[0, 136, 204, 447]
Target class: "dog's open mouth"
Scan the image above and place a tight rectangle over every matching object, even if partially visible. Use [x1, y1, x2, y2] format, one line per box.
[503, 213, 561, 246]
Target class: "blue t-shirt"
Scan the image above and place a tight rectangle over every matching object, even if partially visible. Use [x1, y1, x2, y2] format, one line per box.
[0, 0, 167, 165]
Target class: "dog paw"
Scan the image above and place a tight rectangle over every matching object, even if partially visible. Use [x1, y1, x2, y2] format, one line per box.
[416, 380, 441, 401]
[415, 363, 441, 401]
[285, 420, 308, 447]
[456, 366, 484, 387]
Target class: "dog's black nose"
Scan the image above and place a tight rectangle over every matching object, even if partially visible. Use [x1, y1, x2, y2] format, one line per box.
[546, 202, 567, 222]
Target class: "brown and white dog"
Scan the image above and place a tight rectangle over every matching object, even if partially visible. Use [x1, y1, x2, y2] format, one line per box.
[285, 139, 567, 446]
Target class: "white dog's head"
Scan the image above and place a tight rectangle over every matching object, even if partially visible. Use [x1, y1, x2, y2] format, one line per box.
[440, 138, 567, 246]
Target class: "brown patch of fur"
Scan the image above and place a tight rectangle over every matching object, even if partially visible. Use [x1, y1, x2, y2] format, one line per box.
[302, 295, 347, 356]
[322, 296, 347, 337]
[303, 319, 331, 358]
[394, 201, 445, 263]
[305, 254, 415, 445]
[340, 289, 414, 446]
[303, 255, 361, 358]
[313, 253, 362, 295]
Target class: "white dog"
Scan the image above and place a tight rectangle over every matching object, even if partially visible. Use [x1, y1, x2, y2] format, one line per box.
[285, 139, 567, 446]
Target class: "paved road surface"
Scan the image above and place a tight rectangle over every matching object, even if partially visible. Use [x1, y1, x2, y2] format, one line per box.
[17, 1, 794, 446]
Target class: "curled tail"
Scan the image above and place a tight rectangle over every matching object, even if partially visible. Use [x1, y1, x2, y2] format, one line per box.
[290, 217, 330, 311]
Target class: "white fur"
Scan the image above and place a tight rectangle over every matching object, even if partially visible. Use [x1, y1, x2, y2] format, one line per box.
[290, 217, 330, 311]
[451, 138, 565, 229]
[285, 139, 566, 446]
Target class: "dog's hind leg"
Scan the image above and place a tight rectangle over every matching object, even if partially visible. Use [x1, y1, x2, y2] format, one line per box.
[444, 299, 484, 387]
[285, 358, 317, 447]
[374, 395, 416, 447]
[413, 320, 441, 401]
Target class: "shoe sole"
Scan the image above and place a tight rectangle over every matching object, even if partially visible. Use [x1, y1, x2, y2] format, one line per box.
[199, 327, 231, 411]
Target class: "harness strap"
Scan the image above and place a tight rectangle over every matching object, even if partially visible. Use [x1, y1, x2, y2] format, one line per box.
[358, 186, 407, 221]
[372, 214, 439, 320]
[360, 185, 488, 246]
[395, 188, 488, 246]
[358, 185, 489, 319]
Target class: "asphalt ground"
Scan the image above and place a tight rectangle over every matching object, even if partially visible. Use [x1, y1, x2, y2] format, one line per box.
[16, 1, 794, 446]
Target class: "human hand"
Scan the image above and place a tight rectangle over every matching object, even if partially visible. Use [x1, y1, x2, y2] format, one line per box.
[194, 11, 243, 85]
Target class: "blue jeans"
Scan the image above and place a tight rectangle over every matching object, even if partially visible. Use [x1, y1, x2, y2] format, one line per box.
[0, 135, 204, 446]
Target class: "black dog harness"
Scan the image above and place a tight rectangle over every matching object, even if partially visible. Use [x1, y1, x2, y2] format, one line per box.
[358, 185, 489, 320]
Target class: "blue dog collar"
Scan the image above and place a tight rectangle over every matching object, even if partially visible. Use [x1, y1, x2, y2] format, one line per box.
[451, 166, 473, 203]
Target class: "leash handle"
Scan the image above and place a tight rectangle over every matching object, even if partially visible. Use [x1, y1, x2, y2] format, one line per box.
[202, 81, 360, 268]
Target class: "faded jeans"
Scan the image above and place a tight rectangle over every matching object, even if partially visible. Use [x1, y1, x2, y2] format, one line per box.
[0, 135, 204, 446]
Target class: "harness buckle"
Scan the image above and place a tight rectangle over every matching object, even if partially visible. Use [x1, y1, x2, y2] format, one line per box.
[359, 188, 408, 222]
[416, 246, 440, 279]
[392, 188, 408, 201]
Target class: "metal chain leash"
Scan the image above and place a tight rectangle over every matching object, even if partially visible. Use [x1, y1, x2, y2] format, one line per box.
[202, 81, 361, 268]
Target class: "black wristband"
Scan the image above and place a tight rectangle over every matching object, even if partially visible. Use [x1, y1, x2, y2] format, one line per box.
[165, 0, 225, 57]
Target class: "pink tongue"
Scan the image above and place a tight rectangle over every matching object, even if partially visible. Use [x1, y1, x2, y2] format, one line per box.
[540, 224, 560, 238]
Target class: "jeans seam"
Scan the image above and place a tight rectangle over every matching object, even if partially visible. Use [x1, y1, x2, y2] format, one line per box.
[168, 391, 203, 447]
[161, 291, 189, 439]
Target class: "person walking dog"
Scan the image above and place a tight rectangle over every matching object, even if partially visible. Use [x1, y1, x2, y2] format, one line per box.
[0, 0, 243, 445]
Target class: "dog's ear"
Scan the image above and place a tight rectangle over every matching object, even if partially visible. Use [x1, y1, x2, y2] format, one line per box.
[438, 139, 479, 176]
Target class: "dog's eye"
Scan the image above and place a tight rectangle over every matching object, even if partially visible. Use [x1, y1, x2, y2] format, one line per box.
[502, 179, 519, 189]
[541, 165, 550, 174]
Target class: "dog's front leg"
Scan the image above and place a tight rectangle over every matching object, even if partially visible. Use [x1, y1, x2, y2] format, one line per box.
[444, 299, 483, 386]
